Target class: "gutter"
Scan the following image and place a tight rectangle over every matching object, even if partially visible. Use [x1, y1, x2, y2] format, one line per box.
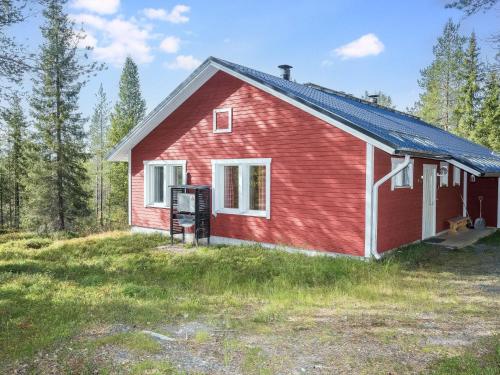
[370, 155, 411, 259]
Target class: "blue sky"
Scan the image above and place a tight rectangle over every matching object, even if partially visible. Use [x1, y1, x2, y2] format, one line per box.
[13, 0, 500, 121]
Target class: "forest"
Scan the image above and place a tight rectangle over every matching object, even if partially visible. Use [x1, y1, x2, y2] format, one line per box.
[0, 0, 498, 233]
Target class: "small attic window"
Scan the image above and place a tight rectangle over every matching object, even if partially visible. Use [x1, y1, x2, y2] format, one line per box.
[213, 108, 232, 133]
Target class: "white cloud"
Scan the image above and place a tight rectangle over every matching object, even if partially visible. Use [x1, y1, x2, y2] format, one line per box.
[334, 33, 384, 59]
[160, 36, 181, 53]
[321, 59, 333, 67]
[143, 5, 190, 23]
[165, 55, 200, 70]
[72, 0, 120, 15]
[71, 13, 153, 66]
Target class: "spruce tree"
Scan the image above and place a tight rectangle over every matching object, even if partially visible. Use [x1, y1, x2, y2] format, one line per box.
[89, 84, 110, 228]
[417, 19, 466, 131]
[2, 95, 28, 228]
[455, 32, 483, 138]
[0, 0, 31, 104]
[108, 57, 146, 225]
[28, 0, 99, 231]
[476, 70, 500, 150]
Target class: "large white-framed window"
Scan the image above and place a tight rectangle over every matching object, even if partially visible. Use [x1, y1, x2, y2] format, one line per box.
[144, 160, 186, 208]
[213, 108, 232, 133]
[211, 158, 271, 218]
[453, 165, 461, 186]
[391, 157, 414, 190]
[440, 162, 449, 187]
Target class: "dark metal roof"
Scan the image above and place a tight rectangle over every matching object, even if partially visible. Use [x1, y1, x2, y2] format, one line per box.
[211, 57, 500, 176]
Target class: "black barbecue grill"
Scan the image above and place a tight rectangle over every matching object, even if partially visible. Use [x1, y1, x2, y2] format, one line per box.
[169, 185, 211, 245]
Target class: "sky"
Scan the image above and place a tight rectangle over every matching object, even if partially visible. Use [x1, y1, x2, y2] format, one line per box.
[11, 0, 500, 122]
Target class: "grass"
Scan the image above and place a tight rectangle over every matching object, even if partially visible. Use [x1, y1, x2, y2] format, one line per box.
[429, 335, 500, 375]
[92, 332, 162, 353]
[0, 230, 498, 373]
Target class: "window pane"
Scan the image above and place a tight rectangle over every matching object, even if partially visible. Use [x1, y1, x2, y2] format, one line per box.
[153, 166, 164, 203]
[249, 165, 266, 211]
[173, 165, 183, 185]
[224, 166, 239, 209]
[215, 111, 230, 131]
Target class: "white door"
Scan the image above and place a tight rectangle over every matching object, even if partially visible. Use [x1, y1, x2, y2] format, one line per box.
[422, 164, 437, 239]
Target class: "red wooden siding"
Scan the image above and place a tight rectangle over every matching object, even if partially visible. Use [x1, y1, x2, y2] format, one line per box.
[131, 71, 367, 255]
[375, 149, 463, 252]
[467, 177, 498, 227]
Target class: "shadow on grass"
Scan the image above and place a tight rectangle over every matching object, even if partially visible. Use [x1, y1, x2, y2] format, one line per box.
[1, 230, 499, 366]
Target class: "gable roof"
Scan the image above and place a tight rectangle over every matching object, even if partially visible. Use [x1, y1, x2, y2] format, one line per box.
[107, 56, 500, 176]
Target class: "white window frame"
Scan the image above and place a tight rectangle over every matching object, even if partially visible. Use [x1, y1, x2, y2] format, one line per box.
[213, 108, 232, 134]
[391, 157, 414, 190]
[211, 158, 271, 219]
[440, 161, 449, 187]
[143, 160, 187, 208]
[453, 165, 461, 186]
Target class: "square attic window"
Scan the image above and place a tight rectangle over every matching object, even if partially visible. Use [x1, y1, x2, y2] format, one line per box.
[213, 108, 232, 133]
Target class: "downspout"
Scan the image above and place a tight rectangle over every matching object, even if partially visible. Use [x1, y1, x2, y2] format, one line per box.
[370, 155, 411, 259]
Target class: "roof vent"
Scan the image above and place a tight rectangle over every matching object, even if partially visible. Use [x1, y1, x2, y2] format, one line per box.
[278, 64, 293, 81]
[368, 94, 379, 104]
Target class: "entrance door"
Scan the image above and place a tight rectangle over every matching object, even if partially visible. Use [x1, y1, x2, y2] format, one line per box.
[422, 164, 437, 239]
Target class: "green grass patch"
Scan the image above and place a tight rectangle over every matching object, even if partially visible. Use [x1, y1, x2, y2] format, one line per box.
[92, 332, 162, 353]
[0, 230, 499, 370]
[130, 359, 181, 375]
[429, 335, 500, 375]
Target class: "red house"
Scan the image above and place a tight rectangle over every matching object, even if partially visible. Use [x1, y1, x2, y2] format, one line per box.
[107, 57, 500, 258]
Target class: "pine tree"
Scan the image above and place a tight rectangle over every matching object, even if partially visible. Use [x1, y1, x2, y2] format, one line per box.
[455, 32, 483, 138]
[417, 20, 466, 131]
[0, 0, 32, 104]
[108, 57, 146, 225]
[89, 84, 110, 228]
[28, 0, 100, 231]
[475, 70, 500, 150]
[2, 95, 28, 228]
[362, 90, 395, 108]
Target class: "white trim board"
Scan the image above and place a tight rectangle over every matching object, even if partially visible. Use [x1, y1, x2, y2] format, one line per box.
[128, 150, 132, 226]
[107, 60, 396, 162]
[364, 143, 374, 258]
[108, 65, 218, 161]
[463, 171, 468, 217]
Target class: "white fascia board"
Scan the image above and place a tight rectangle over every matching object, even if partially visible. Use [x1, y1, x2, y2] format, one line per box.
[109, 60, 397, 162]
[446, 159, 481, 177]
[107, 65, 218, 162]
[210, 62, 396, 155]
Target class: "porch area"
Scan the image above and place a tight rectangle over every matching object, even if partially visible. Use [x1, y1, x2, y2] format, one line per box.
[425, 227, 497, 249]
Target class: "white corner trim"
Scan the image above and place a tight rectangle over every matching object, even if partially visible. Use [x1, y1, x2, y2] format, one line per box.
[211, 158, 272, 219]
[497, 177, 500, 228]
[463, 171, 468, 217]
[364, 143, 374, 258]
[128, 150, 132, 226]
[213, 107, 232, 133]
